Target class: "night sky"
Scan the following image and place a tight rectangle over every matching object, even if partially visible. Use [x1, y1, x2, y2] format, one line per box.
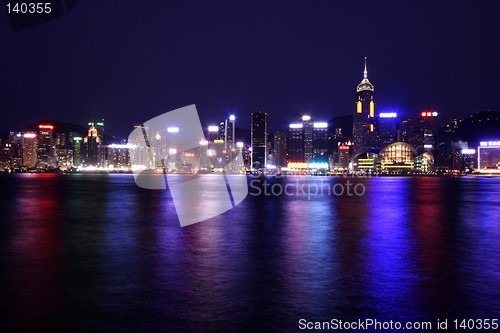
[1, 1, 500, 138]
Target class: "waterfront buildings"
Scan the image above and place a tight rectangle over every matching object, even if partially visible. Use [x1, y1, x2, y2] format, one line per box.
[287, 116, 331, 166]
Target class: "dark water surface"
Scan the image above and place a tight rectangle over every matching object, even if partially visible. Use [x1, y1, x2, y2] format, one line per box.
[0, 174, 499, 332]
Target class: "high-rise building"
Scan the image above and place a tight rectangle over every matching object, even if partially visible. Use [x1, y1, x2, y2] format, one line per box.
[401, 117, 423, 148]
[288, 122, 304, 163]
[378, 112, 400, 147]
[218, 115, 236, 153]
[83, 121, 104, 166]
[72, 136, 83, 166]
[337, 142, 353, 170]
[273, 131, 288, 167]
[353, 58, 377, 153]
[420, 111, 439, 151]
[22, 132, 38, 168]
[302, 115, 313, 161]
[226, 115, 236, 146]
[288, 115, 331, 164]
[312, 122, 329, 160]
[251, 112, 268, 169]
[37, 124, 55, 167]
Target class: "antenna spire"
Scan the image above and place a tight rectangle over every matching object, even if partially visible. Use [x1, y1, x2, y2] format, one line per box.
[364, 57, 368, 78]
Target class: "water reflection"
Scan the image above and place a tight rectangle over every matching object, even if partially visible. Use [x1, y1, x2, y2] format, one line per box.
[2, 174, 64, 332]
[0, 174, 499, 332]
[362, 178, 423, 321]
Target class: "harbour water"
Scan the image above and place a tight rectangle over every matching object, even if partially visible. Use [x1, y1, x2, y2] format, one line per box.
[0, 174, 499, 332]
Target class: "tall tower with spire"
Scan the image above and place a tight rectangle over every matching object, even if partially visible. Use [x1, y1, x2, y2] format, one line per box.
[353, 57, 377, 153]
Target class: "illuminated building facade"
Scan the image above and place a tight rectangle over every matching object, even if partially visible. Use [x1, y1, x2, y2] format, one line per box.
[378, 142, 417, 171]
[22, 132, 38, 168]
[73, 136, 82, 166]
[312, 122, 329, 161]
[216, 115, 236, 158]
[107, 143, 131, 169]
[478, 141, 500, 171]
[420, 111, 439, 152]
[338, 142, 352, 170]
[288, 116, 331, 165]
[353, 58, 377, 153]
[251, 112, 268, 169]
[303, 115, 313, 161]
[56, 148, 74, 168]
[83, 120, 105, 166]
[37, 124, 56, 167]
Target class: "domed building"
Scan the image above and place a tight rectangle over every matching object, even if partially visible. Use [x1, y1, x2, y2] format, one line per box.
[350, 142, 434, 173]
[378, 142, 417, 172]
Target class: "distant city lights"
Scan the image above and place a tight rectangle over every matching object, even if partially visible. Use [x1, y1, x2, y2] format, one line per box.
[38, 124, 54, 130]
[461, 149, 475, 154]
[236, 142, 244, 148]
[480, 141, 500, 146]
[23, 133, 36, 138]
[313, 122, 328, 128]
[229, 115, 236, 121]
[289, 123, 303, 129]
[421, 111, 438, 117]
[308, 162, 329, 169]
[208, 125, 219, 132]
[287, 162, 308, 169]
[301, 115, 311, 121]
[169, 148, 177, 154]
[379, 112, 398, 118]
[199, 139, 209, 146]
[108, 143, 137, 149]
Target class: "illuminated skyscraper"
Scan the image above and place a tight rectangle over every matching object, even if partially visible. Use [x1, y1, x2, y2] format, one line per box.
[288, 122, 304, 163]
[288, 116, 331, 164]
[353, 57, 377, 153]
[37, 124, 55, 167]
[312, 122, 329, 159]
[251, 112, 268, 169]
[218, 115, 236, 153]
[72, 136, 82, 166]
[22, 132, 38, 168]
[83, 120, 104, 166]
[378, 112, 400, 147]
[420, 111, 439, 151]
[302, 115, 313, 161]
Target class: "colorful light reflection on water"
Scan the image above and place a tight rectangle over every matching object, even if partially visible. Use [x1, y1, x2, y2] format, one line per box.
[0, 174, 499, 332]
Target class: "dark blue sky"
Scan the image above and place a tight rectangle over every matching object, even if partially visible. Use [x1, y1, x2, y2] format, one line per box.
[1, 1, 500, 137]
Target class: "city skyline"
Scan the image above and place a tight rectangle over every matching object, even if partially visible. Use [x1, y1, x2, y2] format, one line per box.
[2, 1, 500, 137]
